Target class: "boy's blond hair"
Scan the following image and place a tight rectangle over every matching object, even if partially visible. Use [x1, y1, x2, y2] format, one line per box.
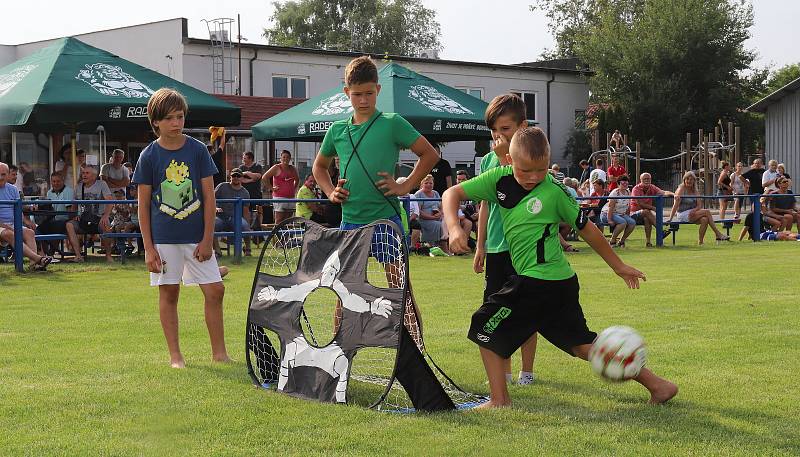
[485, 94, 527, 130]
[147, 88, 188, 136]
[345, 56, 378, 87]
[510, 127, 550, 161]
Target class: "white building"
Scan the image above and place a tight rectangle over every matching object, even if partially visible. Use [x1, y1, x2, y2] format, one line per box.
[748, 77, 800, 182]
[1, 18, 590, 183]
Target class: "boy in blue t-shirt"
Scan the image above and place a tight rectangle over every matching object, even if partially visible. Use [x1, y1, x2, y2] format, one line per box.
[132, 88, 230, 368]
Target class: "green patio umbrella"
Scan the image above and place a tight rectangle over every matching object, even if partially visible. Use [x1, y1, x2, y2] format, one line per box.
[251, 63, 491, 142]
[0, 37, 240, 132]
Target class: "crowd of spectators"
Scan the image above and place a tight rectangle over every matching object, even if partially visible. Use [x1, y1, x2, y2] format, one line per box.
[3, 144, 798, 269]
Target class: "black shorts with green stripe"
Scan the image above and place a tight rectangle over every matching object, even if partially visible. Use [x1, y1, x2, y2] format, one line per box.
[468, 274, 597, 358]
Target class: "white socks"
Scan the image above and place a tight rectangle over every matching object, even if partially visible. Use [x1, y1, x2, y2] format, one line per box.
[518, 371, 535, 385]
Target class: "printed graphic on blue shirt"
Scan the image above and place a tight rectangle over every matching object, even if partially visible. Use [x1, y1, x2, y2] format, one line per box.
[132, 136, 217, 244]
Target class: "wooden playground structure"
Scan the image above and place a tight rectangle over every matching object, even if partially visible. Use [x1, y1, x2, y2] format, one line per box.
[589, 122, 742, 195]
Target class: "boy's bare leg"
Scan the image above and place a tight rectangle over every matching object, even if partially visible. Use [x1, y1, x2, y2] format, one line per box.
[199, 281, 230, 362]
[572, 343, 678, 404]
[520, 333, 538, 373]
[476, 347, 511, 409]
[503, 357, 512, 379]
[159, 284, 184, 368]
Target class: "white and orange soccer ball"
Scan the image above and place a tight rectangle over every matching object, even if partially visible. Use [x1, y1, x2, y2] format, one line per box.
[588, 326, 647, 382]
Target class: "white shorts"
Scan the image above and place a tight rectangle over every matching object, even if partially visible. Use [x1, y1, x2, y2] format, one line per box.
[150, 243, 222, 286]
[0, 227, 9, 247]
[272, 197, 296, 212]
[676, 209, 693, 223]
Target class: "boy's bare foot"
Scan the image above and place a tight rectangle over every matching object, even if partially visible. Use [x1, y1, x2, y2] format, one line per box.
[648, 381, 678, 404]
[212, 354, 233, 363]
[170, 358, 186, 369]
[472, 399, 511, 410]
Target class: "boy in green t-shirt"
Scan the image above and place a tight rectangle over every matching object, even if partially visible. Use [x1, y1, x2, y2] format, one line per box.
[312, 56, 438, 233]
[475, 94, 538, 385]
[443, 127, 678, 409]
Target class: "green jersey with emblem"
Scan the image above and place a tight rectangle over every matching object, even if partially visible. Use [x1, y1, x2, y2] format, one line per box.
[319, 111, 421, 224]
[461, 166, 582, 280]
[479, 152, 509, 253]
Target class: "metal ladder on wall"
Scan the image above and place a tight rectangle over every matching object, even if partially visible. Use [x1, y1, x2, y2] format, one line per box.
[203, 18, 236, 95]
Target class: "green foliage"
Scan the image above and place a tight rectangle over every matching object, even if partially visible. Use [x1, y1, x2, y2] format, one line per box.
[564, 127, 593, 166]
[533, 0, 763, 155]
[530, 0, 644, 59]
[759, 63, 800, 98]
[2, 240, 800, 455]
[264, 0, 442, 57]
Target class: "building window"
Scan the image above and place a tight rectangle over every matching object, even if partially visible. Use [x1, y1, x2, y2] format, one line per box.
[511, 91, 537, 121]
[291, 78, 307, 99]
[457, 87, 484, 100]
[273, 75, 308, 99]
[272, 77, 288, 98]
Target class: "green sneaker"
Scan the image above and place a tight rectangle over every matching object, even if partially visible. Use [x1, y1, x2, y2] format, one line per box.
[428, 246, 448, 257]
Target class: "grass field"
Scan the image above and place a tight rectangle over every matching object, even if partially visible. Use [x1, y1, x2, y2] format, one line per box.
[2, 228, 799, 456]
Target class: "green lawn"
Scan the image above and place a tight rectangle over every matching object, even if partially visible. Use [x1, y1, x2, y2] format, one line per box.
[2, 229, 799, 456]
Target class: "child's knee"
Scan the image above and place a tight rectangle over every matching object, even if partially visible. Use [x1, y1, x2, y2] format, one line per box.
[203, 282, 225, 303]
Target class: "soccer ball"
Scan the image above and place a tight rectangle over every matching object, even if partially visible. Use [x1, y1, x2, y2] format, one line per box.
[588, 326, 647, 382]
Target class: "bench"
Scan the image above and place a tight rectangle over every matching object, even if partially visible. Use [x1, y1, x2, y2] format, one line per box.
[664, 218, 738, 245]
[591, 217, 738, 246]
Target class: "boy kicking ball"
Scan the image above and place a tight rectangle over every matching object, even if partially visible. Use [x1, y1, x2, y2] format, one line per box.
[442, 127, 677, 408]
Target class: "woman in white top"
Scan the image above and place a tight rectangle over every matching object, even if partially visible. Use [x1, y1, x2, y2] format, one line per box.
[668, 171, 729, 245]
[600, 174, 635, 247]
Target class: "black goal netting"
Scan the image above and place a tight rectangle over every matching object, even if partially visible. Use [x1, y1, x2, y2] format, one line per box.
[245, 217, 486, 412]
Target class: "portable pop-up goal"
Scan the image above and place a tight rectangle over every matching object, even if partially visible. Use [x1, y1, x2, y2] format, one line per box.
[245, 218, 486, 411]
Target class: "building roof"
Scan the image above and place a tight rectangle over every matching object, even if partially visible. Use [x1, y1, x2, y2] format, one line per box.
[515, 57, 592, 73]
[184, 37, 593, 76]
[747, 76, 800, 113]
[212, 95, 305, 131]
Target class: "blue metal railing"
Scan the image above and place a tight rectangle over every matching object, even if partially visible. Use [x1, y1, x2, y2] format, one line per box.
[2, 192, 797, 272]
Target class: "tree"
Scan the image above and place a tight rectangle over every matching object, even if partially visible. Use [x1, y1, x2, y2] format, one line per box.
[530, 0, 643, 59]
[759, 63, 800, 98]
[533, 0, 761, 155]
[264, 0, 442, 57]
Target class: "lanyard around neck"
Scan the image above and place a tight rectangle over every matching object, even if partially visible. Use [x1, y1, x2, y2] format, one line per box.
[342, 111, 382, 181]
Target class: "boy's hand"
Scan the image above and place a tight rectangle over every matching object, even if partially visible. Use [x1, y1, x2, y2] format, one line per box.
[449, 227, 470, 254]
[613, 263, 646, 289]
[329, 178, 349, 204]
[473, 247, 485, 273]
[376, 172, 403, 196]
[194, 239, 214, 262]
[492, 133, 510, 157]
[145, 247, 163, 273]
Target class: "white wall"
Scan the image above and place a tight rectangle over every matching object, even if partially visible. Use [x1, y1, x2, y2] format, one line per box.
[765, 91, 800, 184]
[2, 19, 588, 174]
[182, 43, 589, 169]
[9, 19, 185, 81]
[0, 45, 17, 67]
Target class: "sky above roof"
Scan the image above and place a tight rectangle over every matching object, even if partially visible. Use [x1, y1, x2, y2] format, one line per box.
[3, 0, 796, 69]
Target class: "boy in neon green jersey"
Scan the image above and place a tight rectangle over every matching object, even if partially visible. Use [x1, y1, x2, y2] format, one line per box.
[443, 127, 678, 408]
[475, 94, 537, 385]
